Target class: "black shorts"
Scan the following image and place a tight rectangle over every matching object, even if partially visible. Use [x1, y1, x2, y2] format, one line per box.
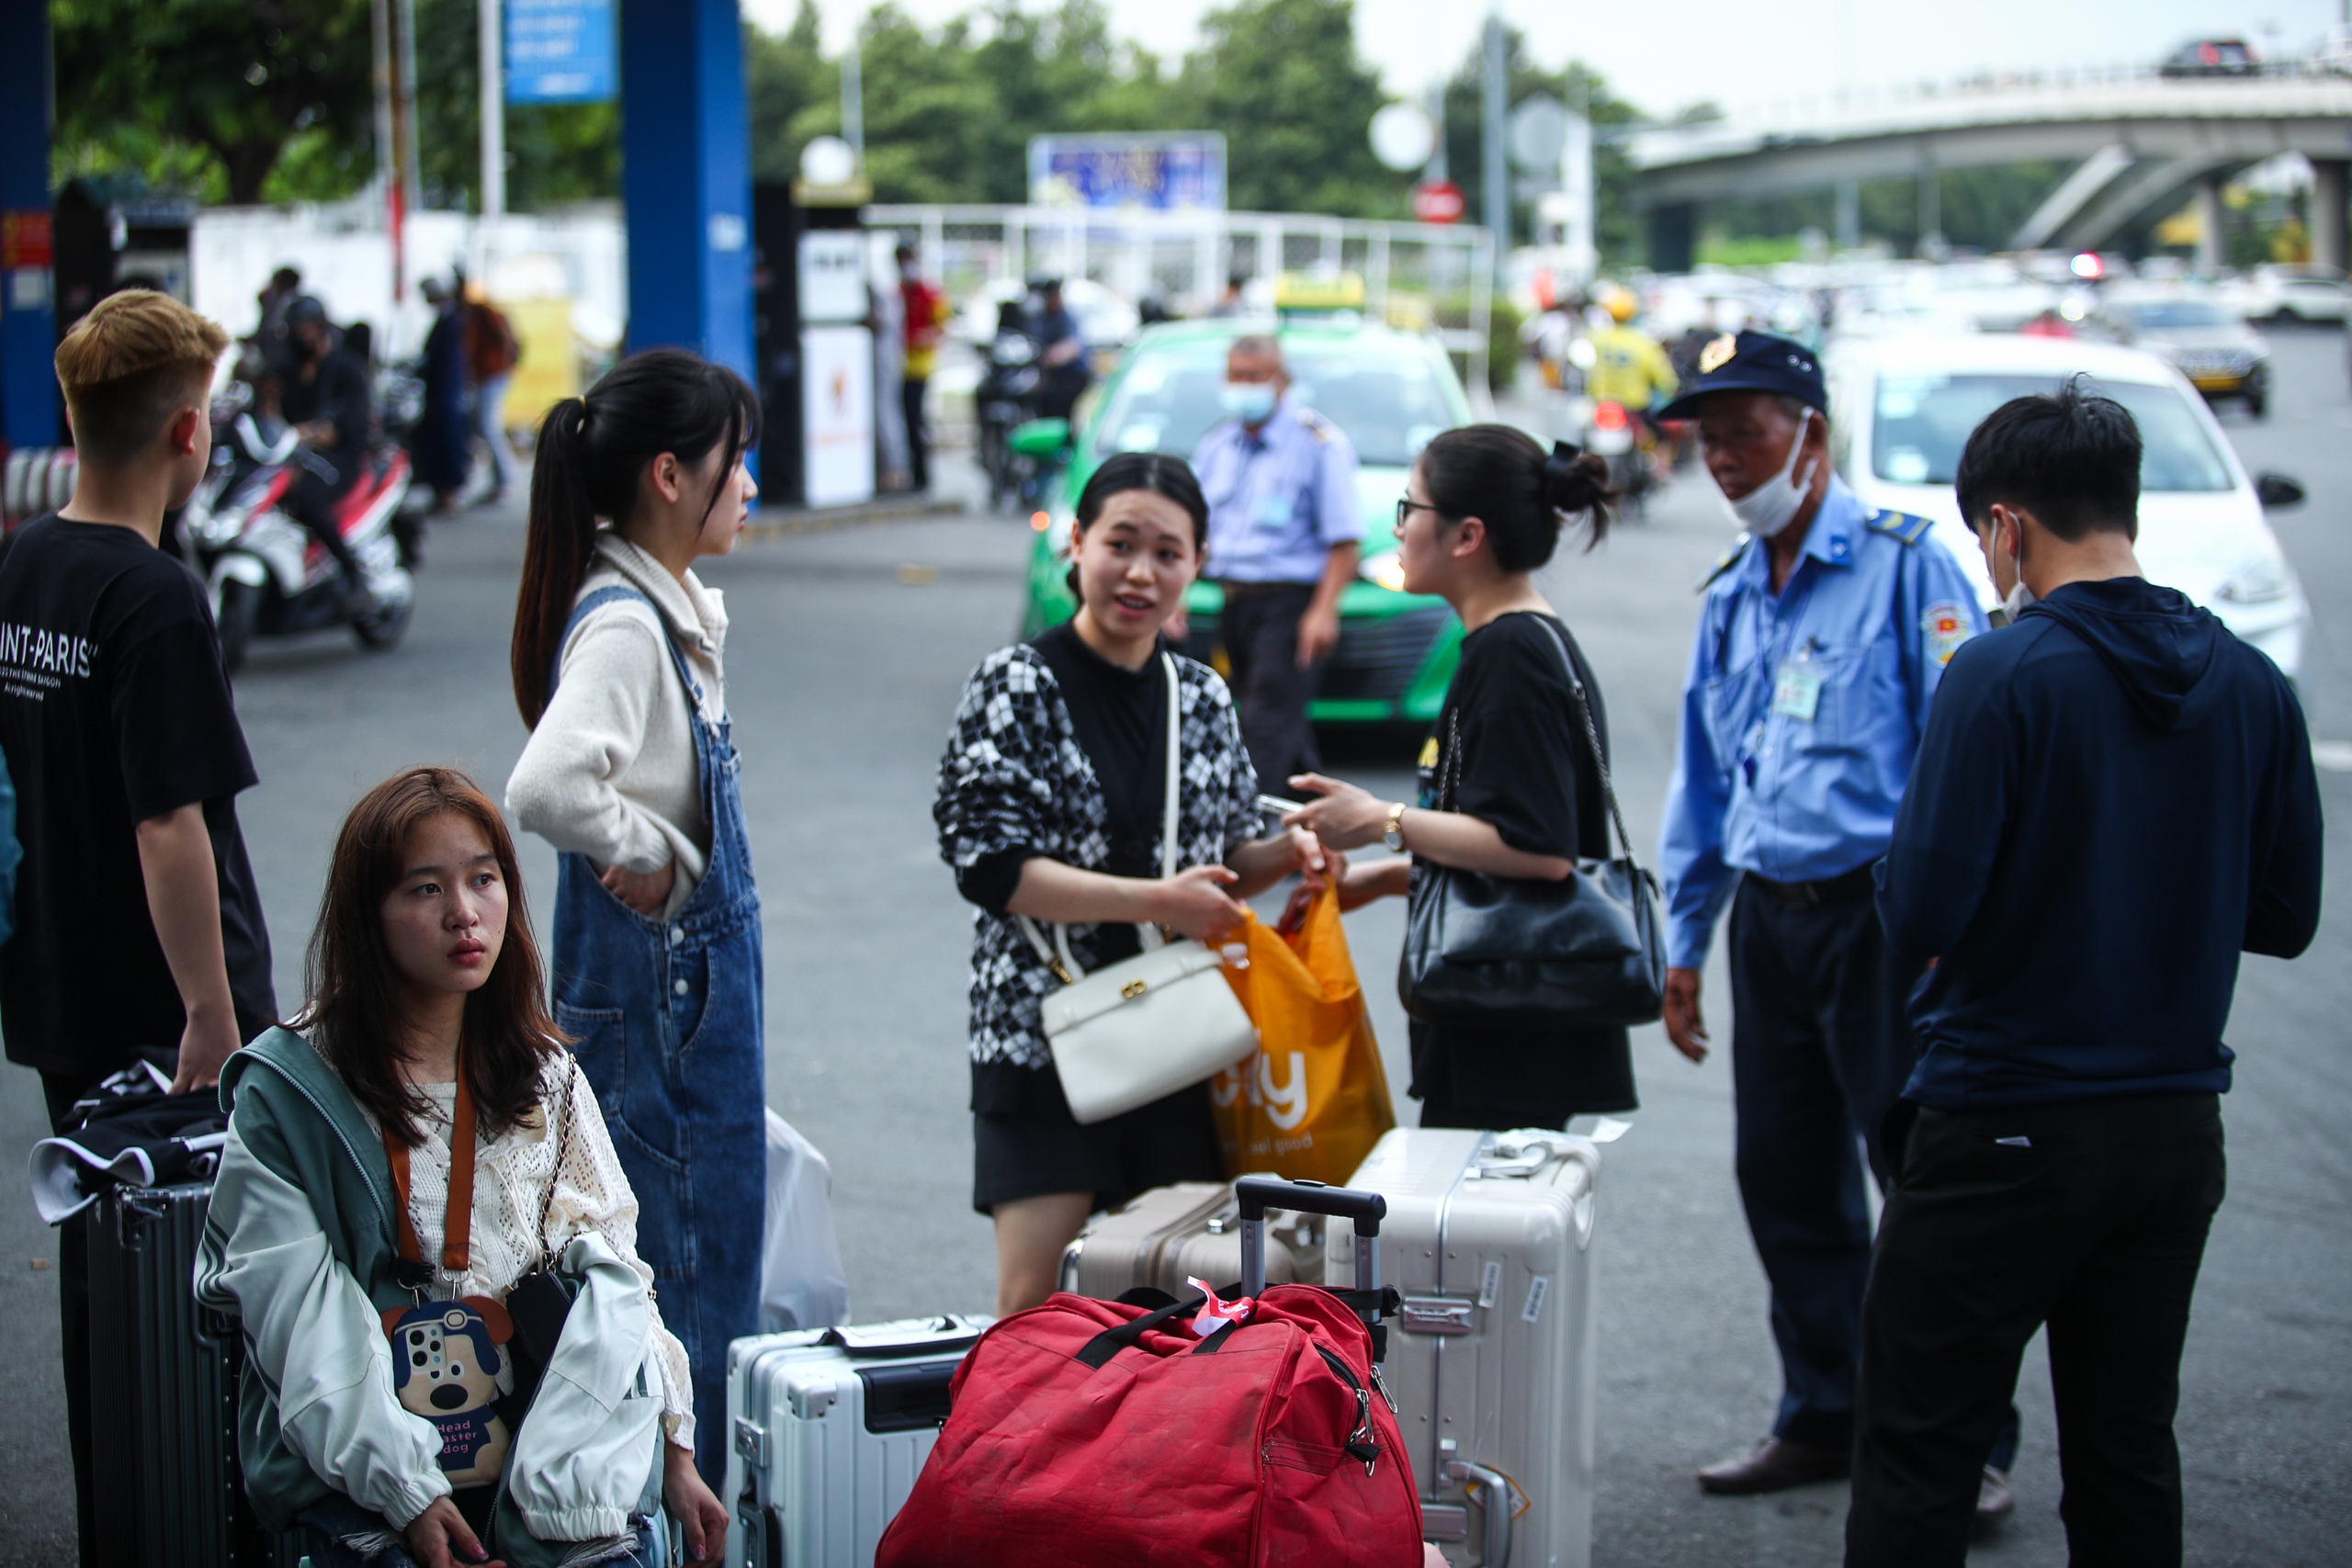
[971, 1077, 1223, 1214]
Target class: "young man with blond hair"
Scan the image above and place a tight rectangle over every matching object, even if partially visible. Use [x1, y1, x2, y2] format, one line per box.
[0, 289, 277, 1557]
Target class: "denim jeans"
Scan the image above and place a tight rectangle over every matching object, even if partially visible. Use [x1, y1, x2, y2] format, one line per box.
[548, 586, 767, 1484]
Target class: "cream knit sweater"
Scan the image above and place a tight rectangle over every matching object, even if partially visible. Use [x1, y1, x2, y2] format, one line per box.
[507, 532, 728, 919]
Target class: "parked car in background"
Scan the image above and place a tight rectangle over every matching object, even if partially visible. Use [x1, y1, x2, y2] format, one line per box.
[1021, 317, 1474, 727]
[2220, 264, 2352, 324]
[2093, 293, 2270, 417]
[1824, 333, 2310, 678]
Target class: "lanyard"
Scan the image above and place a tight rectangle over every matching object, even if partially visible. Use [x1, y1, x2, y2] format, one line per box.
[383, 1057, 477, 1277]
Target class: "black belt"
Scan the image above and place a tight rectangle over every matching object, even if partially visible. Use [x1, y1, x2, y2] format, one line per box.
[1216, 580, 1315, 600]
[1746, 863, 1877, 911]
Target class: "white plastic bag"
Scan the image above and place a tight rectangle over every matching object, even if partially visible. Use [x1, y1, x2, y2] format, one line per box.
[761, 1108, 851, 1332]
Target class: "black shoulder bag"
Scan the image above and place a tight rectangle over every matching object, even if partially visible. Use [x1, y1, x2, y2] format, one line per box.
[500, 1061, 584, 1425]
[1399, 615, 1668, 1030]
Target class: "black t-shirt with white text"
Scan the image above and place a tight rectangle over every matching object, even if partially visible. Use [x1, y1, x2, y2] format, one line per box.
[0, 516, 276, 1082]
[1418, 610, 1609, 860]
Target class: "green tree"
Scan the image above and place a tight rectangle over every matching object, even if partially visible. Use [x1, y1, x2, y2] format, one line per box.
[752, 0, 1181, 208]
[51, 0, 378, 204]
[748, 0, 839, 186]
[412, 0, 620, 211]
[1170, 0, 1395, 217]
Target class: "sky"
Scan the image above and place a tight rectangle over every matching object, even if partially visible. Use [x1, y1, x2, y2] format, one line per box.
[743, 0, 2349, 119]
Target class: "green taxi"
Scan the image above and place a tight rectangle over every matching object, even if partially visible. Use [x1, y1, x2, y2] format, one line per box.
[1017, 316, 1474, 726]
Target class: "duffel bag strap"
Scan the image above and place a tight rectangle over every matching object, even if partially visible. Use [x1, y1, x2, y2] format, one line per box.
[1075, 1291, 1205, 1369]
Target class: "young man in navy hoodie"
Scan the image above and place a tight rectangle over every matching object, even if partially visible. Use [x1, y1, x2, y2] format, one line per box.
[1843, 384, 2323, 1564]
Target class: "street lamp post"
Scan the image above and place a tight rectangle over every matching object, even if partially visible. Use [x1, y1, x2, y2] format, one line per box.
[1480, 11, 1508, 264]
[481, 0, 505, 225]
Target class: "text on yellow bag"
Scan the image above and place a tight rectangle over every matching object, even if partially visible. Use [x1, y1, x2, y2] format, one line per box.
[1211, 885, 1396, 1184]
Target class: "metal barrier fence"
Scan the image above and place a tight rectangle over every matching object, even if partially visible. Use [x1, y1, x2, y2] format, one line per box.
[866, 205, 1497, 405]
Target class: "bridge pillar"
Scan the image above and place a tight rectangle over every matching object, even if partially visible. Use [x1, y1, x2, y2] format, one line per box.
[2312, 160, 2349, 276]
[2195, 176, 2227, 275]
[1649, 204, 1697, 275]
[619, 0, 754, 379]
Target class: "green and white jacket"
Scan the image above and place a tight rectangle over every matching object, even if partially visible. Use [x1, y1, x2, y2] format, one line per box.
[195, 1027, 670, 1551]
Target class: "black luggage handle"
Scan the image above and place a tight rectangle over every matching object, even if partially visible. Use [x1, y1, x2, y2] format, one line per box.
[1075, 1287, 1207, 1369]
[1232, 1177, 1385, 1300]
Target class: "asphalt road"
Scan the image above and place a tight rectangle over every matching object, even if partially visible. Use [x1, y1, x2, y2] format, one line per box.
[1, 331, 2346, 1563]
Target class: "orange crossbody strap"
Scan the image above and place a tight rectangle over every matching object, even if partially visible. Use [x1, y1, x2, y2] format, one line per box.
[381, 1055, 478, 1275]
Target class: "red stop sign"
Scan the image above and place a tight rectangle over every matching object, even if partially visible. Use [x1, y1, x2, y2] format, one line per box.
[1411, 180, 1464, 225]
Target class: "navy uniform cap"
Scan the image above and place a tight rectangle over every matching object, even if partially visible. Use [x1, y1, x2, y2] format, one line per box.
[1656, 329, 1826, 423]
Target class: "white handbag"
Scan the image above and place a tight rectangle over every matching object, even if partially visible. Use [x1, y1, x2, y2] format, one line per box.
[1018, 654, 1260, 1126]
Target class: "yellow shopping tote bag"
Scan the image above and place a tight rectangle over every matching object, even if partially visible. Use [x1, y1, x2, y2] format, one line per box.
[1212, 884, 1396, 1184]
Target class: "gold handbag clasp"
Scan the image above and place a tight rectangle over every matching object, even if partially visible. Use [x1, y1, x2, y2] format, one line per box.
[1120, 978, 1148, 999]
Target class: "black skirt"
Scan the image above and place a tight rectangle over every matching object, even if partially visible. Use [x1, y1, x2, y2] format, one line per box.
[1408, 1017, 1637, 1131]
[969, 1059, 1223, 1214]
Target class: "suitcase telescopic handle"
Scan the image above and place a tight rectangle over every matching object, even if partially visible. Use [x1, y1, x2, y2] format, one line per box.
[1232, 1177, 1385, 1299]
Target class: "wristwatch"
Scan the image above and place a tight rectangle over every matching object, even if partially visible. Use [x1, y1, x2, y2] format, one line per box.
[1382, 802, 1408, 852]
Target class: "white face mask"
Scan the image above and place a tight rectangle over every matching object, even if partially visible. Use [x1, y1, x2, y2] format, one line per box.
[1993, 513, 2035, 626]
[1715, 412, 1818, 536]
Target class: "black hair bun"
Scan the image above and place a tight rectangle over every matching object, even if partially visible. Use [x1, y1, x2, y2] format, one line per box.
[1540, 440, 1613, 517]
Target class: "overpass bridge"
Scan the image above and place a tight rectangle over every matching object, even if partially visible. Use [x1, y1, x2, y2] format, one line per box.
[1626, 63, 2352, 271]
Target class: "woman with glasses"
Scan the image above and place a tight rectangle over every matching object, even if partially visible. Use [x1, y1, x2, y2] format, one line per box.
[1282, 425, 1636, 1131]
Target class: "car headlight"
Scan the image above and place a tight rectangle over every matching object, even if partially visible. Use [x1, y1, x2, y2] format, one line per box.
[1359, 551, 1408, 592]
[2213, 554, 2293, 605]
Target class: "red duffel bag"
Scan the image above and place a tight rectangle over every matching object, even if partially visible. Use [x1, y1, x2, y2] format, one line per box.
[875, 1283, 1424, 1567]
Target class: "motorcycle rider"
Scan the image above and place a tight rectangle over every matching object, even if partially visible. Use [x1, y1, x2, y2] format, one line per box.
[277, 297, 377, 614]
[1584, 288, 1679, 458]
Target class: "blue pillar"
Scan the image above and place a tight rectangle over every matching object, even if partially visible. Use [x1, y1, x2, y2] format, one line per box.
[619, 0, 752, 380]
[0, 0, 59, 448]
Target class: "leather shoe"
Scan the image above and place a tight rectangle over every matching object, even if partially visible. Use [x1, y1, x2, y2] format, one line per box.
[1975, 1465, 2015, 1527]
[1696, 1437, 1851, 1495]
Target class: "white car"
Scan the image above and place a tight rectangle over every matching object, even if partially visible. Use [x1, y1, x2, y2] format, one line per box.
[2218, 264, 2352, 324]
[1823, 333, 2310, 677]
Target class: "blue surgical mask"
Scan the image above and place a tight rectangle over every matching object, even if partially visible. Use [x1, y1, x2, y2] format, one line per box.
[1221, 382, 1277, 423]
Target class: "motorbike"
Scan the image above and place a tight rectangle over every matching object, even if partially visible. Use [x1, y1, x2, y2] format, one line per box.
[1577, 398, 1661, 521]
[177, 384, 418, 673]
[976, 325, 1046, 511]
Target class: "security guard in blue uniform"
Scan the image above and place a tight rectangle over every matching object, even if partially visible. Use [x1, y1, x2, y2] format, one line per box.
[1656, 332, 2018, 1512]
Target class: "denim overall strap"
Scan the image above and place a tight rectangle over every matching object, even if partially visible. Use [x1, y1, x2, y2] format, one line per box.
[545, 581, 766, 1484]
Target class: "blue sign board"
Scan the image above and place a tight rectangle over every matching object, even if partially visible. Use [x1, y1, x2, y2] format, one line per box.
[1028, 135, 1227, 212]
[507, 0, 617, 105]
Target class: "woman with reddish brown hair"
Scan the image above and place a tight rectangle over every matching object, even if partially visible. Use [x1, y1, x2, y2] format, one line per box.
[196, 767, 728, 1568]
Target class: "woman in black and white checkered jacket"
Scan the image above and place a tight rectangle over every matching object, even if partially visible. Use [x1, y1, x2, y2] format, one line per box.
[933, 453, 1334, 1314]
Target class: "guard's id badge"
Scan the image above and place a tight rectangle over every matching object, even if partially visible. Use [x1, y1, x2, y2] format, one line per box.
[1771, 648, 1823, 722]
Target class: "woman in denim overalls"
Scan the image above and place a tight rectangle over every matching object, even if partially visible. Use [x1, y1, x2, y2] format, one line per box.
[505, 349, 765, 1485]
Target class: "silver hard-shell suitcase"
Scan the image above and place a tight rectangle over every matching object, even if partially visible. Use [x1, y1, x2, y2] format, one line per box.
[1328, 1126, 1618, 1568]
[723, 1314, 990, 1568]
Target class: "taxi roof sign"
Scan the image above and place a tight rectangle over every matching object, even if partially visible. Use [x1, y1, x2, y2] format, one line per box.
[1274, 272, 1368, 315]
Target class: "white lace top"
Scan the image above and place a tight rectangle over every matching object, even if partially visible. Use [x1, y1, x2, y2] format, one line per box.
[386, 1055, 695, 1449]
